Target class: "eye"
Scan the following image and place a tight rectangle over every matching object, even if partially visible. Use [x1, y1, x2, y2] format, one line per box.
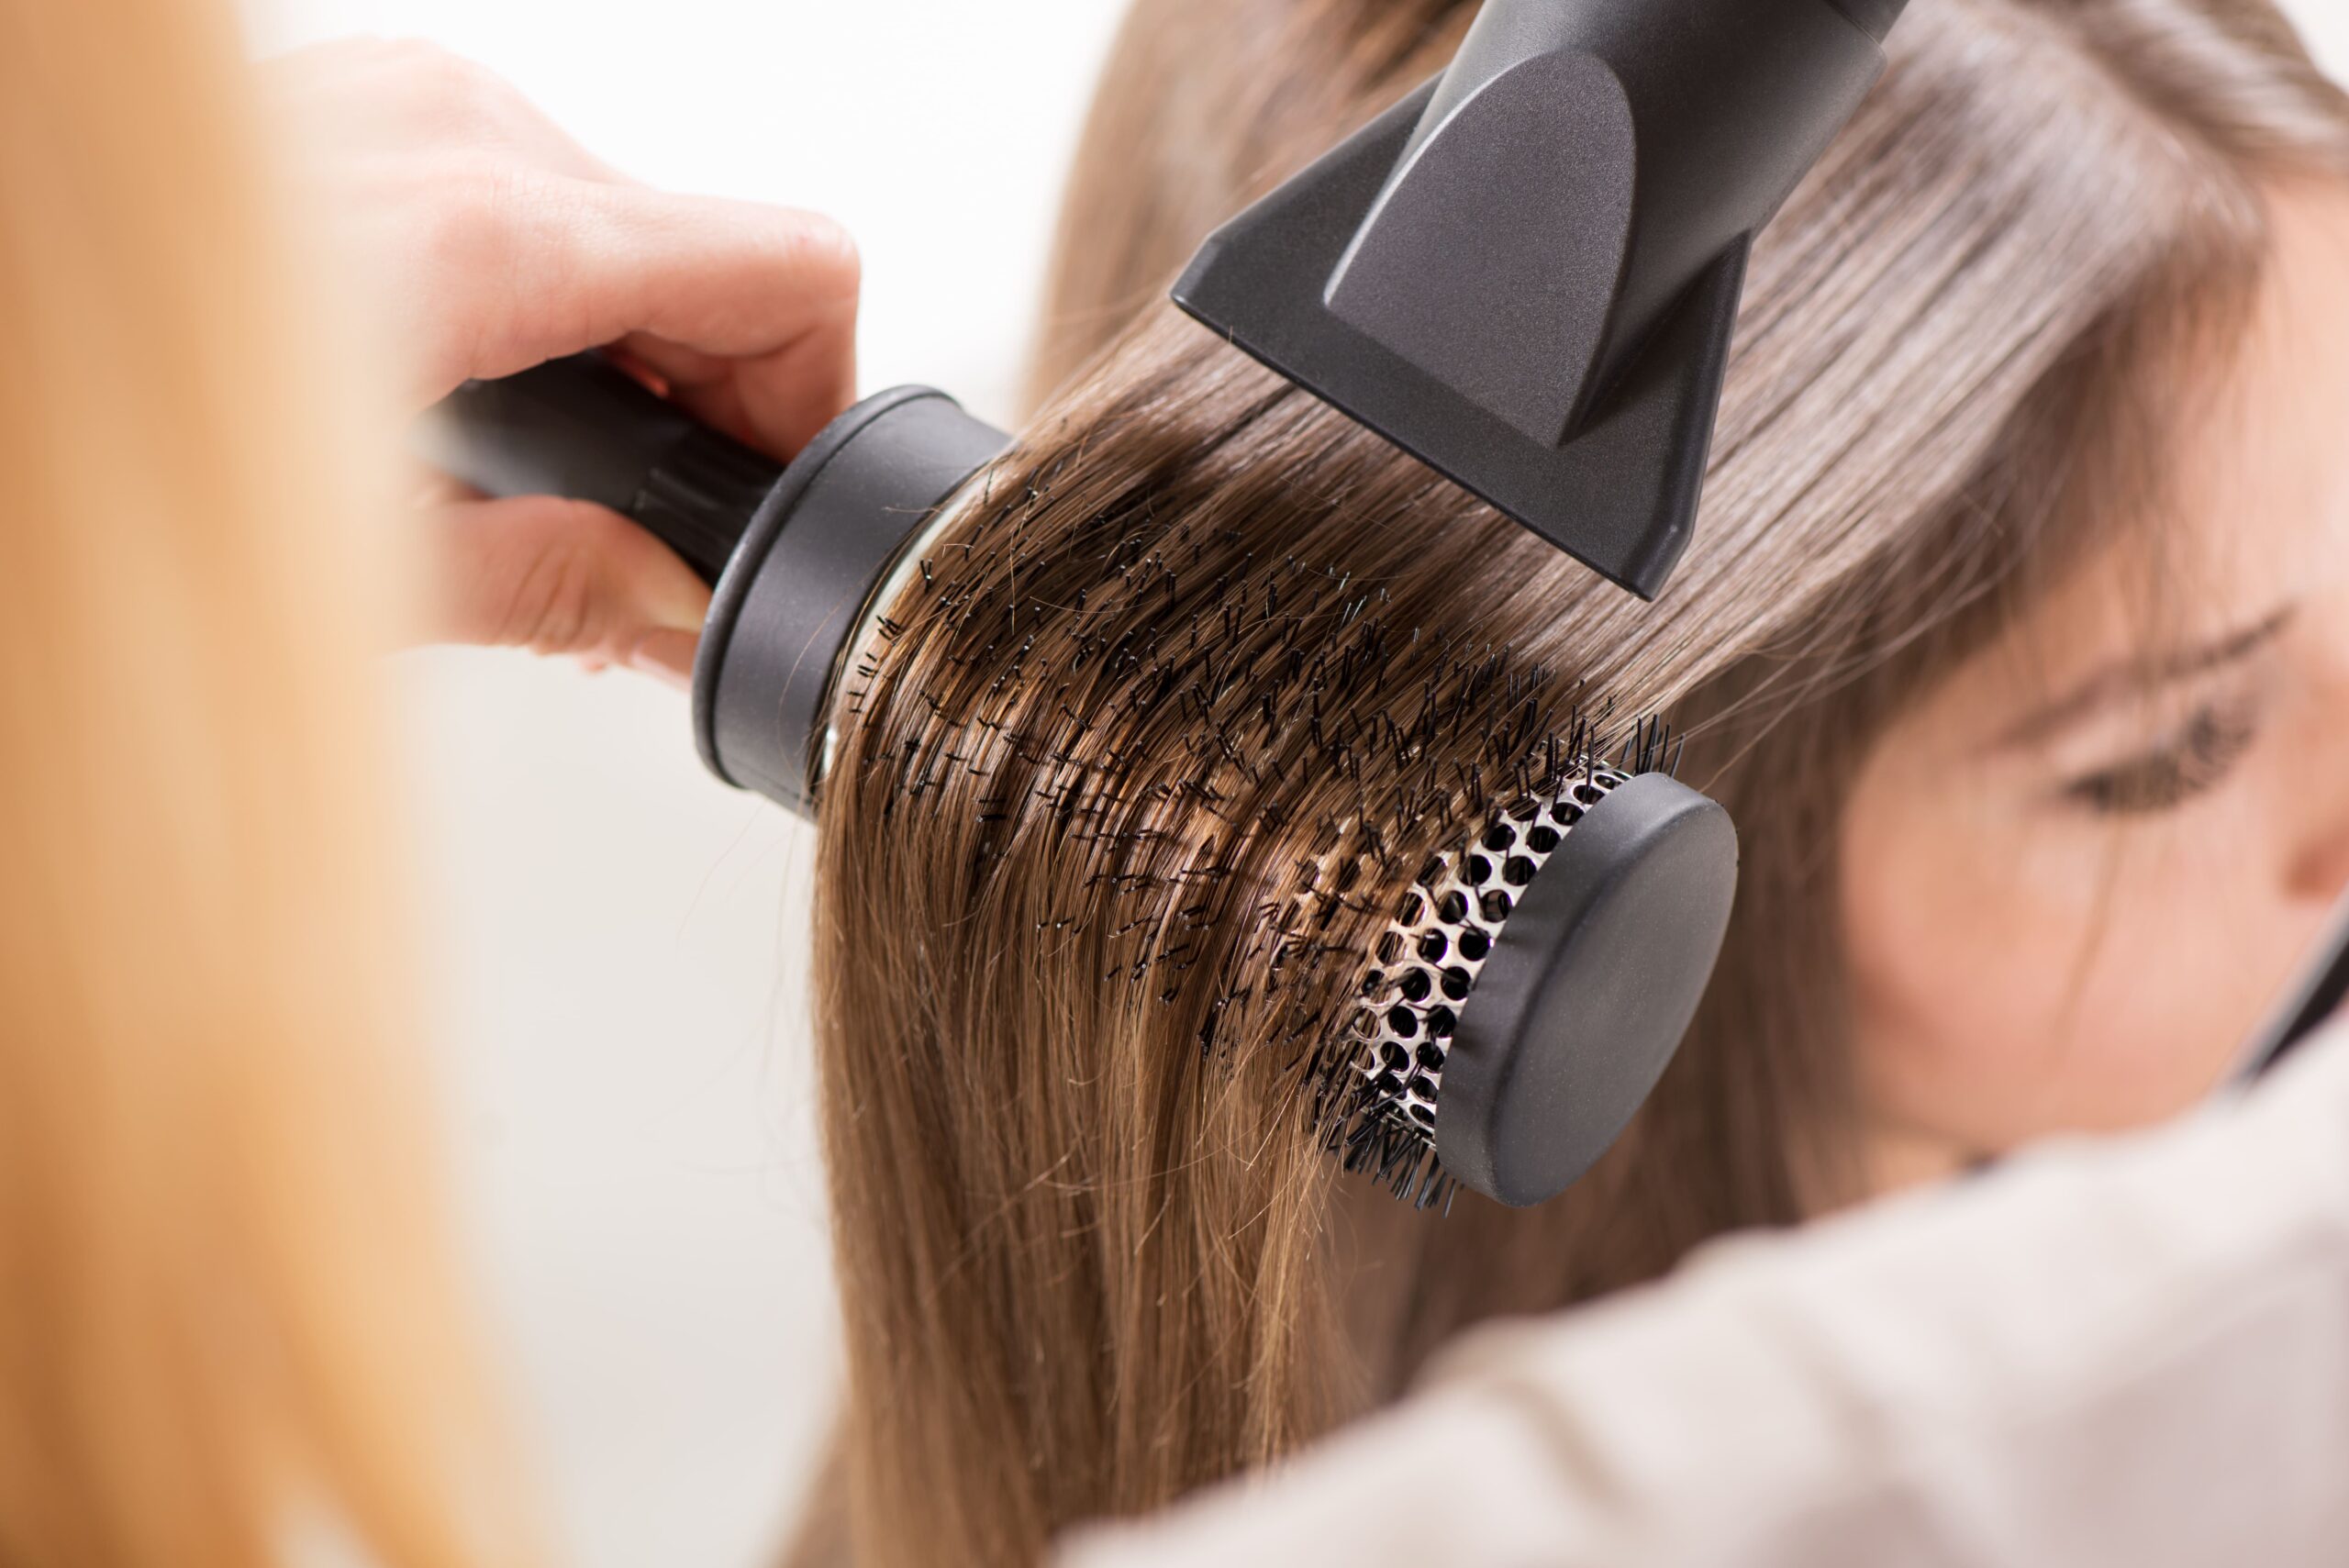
[2064, 700, 2259, 817]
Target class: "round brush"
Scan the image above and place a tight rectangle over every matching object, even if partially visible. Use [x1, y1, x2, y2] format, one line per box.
[1337, 757, 1735, 1209]
[427, 354, 1738, 1211]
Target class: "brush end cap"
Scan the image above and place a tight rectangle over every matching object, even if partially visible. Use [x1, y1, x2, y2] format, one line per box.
[694, 387, 1008, 813]
[1435, 773, 1739, 1208]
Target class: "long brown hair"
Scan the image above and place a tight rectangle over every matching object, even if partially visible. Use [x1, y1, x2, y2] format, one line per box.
[800, 4, 2349, 1565]
[0, 5, 536, 1567]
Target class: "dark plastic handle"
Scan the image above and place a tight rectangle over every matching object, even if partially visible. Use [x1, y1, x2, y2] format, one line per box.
[422, 353, 785, 586]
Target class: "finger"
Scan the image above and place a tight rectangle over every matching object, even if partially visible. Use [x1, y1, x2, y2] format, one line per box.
[461, 182, 861, 453]
[572, 185, 862, 356]
[622, 320, 860, 458]
[609, 334, 728, 392]
[422, 495, 711, 673]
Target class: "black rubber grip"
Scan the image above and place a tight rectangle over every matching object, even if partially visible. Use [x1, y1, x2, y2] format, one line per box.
[423, 353, 784, 585]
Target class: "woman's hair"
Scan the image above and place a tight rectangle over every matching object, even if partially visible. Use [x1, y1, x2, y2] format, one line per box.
[800, 3, 2349, 1565]
[0, 6, 532, 1568]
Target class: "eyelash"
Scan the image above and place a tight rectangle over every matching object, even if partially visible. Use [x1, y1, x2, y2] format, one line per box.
[2065, 701, 2261, 817]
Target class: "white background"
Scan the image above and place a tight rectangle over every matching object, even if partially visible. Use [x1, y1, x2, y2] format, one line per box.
[237, 5, 2349, 1567]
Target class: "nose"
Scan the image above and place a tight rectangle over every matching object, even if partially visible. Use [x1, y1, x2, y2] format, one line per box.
[2284, 664, 2349, 905]
[2288, 810, 2349, 906]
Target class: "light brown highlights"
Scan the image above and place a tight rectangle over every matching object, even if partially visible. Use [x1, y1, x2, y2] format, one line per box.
[789, 5, 2349, 1566]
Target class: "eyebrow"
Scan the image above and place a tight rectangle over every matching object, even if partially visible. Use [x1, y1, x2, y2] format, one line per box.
[1993, 605, 2299, 751]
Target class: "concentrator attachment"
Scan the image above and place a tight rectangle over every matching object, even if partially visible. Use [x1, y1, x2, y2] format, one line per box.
[426, 353, 1009, 815]
[1172, 0, 1909, 598]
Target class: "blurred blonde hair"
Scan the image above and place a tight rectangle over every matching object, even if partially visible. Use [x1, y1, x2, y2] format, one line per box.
[0, 5, 534, 1568]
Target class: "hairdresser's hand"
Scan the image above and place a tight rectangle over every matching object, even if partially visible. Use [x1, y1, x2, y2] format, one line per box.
[269, 39, 860, 684]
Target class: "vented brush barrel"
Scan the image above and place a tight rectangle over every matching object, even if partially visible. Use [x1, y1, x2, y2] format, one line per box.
[1343, 762, 1737, 1210]
[426, 354, 1010, 815]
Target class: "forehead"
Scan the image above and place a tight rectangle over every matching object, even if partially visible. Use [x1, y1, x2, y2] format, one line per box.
[2172, 179, 2349, 600]
[1902, 180, 2349, 743]
[2027, 183, 2349, 664]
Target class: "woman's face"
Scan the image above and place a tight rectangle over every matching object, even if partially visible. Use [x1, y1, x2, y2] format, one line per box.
[1840, 181, 2349, 1194]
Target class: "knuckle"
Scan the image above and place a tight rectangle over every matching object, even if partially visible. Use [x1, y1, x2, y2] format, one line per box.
[416, 160, 592, 384]
[418, 160, 517, 273]
[430, 61, 503, 137]
[378, 37, 462, 101]
[391, 43, 515, 141]
[289, 33, 380, 72]
[382, 35, 450, 71]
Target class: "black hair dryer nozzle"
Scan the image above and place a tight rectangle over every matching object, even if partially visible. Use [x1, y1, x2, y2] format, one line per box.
[1173, 0, 1908, 598]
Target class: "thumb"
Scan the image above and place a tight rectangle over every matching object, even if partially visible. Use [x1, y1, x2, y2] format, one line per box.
[423, 495, 711, 684]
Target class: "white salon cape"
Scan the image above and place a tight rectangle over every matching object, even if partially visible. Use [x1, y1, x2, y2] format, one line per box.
[1059, 1022, 2349, 1568]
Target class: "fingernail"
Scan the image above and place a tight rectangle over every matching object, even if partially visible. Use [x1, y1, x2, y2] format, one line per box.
[627, 628, 700, 692]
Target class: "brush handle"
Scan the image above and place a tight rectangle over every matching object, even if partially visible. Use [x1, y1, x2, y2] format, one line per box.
[422, 353, 784, 586]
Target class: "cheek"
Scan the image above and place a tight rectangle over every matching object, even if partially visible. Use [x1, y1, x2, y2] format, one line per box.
[1840, 763, 2072, 1149]
[1838, 751, 2293, 1154]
